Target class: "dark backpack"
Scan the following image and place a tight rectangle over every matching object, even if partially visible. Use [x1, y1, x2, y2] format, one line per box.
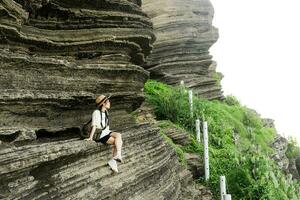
[80, 118, 93, 139]
[80, 110, 109, 140]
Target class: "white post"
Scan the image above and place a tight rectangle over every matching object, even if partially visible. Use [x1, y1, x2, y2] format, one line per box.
[189, 90, 193, 118]
[203, 121, 209, 181]
[223, 194, 232, 200]
[180, 80, 185, 95]
[196, 119, 201, 143]
[220, 176, 227, 200]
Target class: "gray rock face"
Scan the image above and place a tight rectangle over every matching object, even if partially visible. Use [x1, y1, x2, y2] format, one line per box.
[271, 134, 290, 172]
[184, 153, 204, 179]
[288, 157, 300, 181]
[270, 134, 300, 182]
[0, 123, 204, 199]
[262, 118, 276, 129]
[296, 156, 300, 177]
[270, 133, 300, 182]
[0, 1, 213, 199]
[0, 0, 154, 131]
[154, 120, 192, 147]
[142, 0, 223, 100]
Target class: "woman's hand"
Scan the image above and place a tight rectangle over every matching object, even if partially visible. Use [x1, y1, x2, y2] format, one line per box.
[84, 138, 93, 142]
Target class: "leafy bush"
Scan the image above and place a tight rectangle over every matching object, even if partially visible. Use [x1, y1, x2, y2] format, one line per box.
[286, 137, 300, 159]
[225, 95, 241, 106]
[144, 80, 300, 200]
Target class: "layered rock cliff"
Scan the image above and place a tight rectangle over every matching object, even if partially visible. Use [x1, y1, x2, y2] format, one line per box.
[0, 1, 213, 199]
[0, 0, 154, 130]
[142, 0, 223, 100]
[1, 121, 210, 199]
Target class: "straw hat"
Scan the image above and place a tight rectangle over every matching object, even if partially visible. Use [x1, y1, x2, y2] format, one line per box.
[95, 95, 111, 107]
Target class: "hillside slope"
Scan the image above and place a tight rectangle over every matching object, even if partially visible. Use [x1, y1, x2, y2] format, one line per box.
[144, 80, 300, 200]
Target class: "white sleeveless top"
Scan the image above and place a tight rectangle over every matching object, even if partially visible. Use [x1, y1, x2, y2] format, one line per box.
[91, 110, 111, 138]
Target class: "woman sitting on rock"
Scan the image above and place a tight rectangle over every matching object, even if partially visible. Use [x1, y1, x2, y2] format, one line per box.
[85, 95, 123, 164]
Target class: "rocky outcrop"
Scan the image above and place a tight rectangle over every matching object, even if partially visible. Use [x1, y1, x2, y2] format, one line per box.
[0, 0, 154, 131]
[271, 134, 300, 182]
[134, 101, 157, 125]
[154, 120, 192, 147]
[267, 123, 300, 182]
[0, 98, 212, 199]
[270, 133, 300, 180]
[0, 122, 207, 199]
[296, 156, 300, 178]
[0, 1, 214, 199]
[262, 118, 276, 129]
[158, 122, 205, 180]
[271, 134, 290, 172]
[142, 0, 223, 100]
[184, 153, 204, 179]
[288, 156, 300, 181]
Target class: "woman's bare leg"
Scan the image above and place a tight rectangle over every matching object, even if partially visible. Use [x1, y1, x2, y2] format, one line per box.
[106, 133, 122, 159]
[110, 132, 123, 159]
[112, 145, 117, 157]
[106, 137, 115, 145]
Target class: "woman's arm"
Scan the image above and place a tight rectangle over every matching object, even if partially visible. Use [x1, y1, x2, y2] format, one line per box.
[85, 126, 96, 141]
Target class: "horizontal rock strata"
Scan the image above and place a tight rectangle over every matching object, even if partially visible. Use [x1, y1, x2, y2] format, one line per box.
[159, 122, 192, 147]
[142, 0, 223, 100]
[0, 0, 155, 130]
[0, 123, 206, 200]
[0, 1, 212, 199]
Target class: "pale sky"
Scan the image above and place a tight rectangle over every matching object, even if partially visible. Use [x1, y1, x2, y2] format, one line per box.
[210, 0, 300, 144]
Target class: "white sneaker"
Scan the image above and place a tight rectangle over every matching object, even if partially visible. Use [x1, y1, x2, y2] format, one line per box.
[108, 159, 118, 173]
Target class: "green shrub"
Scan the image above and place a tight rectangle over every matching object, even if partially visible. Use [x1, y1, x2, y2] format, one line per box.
[286, 137, 300, 159]
[225, 95, 241, 106]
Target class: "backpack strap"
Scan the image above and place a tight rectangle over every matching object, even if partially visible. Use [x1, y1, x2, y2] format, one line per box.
[100, 110, 104, 130]
[100, 110, 109, 130]
[105, 110, 109, 127]
[85, 118, 92, 125]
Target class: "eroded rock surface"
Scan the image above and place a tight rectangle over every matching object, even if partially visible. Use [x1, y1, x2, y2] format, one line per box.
[142, 0, 223, 100]
[271, 134, 300, 181]
[271, 134, 289, 172]
[0, 122, 206, 199]
[0, 1, 213, 199]
[0, 0, 154, 131]
[288, 157, 300, 181]
[296, 156, 300, 178]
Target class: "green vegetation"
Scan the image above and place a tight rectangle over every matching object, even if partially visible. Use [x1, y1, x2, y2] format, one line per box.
[286, 137, 300, 159]
[224, 95, 241, 106]
[212, 72, 223, 87]
[144, 80, 300, 200]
